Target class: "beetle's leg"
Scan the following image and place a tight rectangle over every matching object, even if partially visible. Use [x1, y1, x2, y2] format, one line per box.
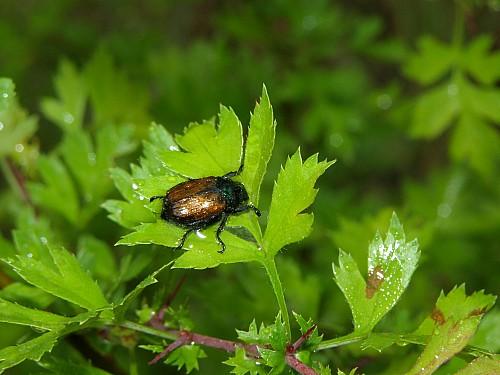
[149, 195, 164, 203]
[216, 214, 229, 254]
[176, 229, 193, 250]
[234, 204, 261, 217]
[223, 164, 244, 179]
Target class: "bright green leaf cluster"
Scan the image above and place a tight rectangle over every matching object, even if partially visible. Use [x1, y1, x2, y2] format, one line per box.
[404, 35, 500, 179]
[407, 285, 496, 375]
[108, 87, 331, 273]
[333, 213, 420, 333]
[263, 151, 334, 257]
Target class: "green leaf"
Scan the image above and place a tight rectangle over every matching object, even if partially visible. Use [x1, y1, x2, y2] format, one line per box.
[156, 105, 243, 178]
[293, 312, 322, 348]
[28, 156, 79, 224]
[450, 114, 500, 179]
[84, 49, 149, 126]
[453, 356, 500, 375]
[0, 297, 69, 331]
[411, 83, 460, 138]
[164, 345, 207, 374]
[0, 78, 15, 112]
[236, 320, 269, 345]
[333, 213, 420, 333]
[408, 285, 496, 375]
[224, 347, 265, 375]
[0, 330, 60, 374]
[5, 244, 109, 311]
[404, 36, 456, 85]
[461, 35, 500, 85]
[0, 283, 54, 309]
[40, 60, 86, 130]
[0, 83, 37, 157]
[103, 123, 176, 228]
[241, 85, 275, 205]
[173, 228, 262, 269]
[77, 235, 117, 283]
[263, 150, 334, 256]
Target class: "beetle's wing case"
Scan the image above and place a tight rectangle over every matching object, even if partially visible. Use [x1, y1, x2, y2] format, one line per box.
[165, 177, 227, 227]
[167, 177, 218, 200]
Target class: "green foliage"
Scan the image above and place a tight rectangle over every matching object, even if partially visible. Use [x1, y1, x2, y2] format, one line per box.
[0, 2, 499, 373]
[404, 34, 500, 179]
[333, 213, 420, 333]
[408, 285, 496, 375]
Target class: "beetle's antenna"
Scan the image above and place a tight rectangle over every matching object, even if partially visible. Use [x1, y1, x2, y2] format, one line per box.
[149, 195, 164, 203]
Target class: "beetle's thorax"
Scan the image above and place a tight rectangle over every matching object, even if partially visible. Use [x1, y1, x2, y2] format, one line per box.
[216, 177, 248, 210]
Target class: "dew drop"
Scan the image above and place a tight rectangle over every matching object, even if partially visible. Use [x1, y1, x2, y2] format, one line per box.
[27, 253, 33, 258]
[447, 84, 458, 96]
[63, 112, 74, 124]
[377, 94, 392, 110]
[0, 121, 4, 131]
[87, 152, 96, 165]
[169, 145, 180, 151]
[196, 230, 206, 239]
[40, 236, 48, 244]
[329, 133, 344, 148]
[437, 203, 452, 218]
[132, 183, 139, 190]
[15, 144, 24, 153]
[1, 93, 8, 98]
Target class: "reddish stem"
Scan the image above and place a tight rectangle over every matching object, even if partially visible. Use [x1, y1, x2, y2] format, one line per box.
[149, 275, 187, 330]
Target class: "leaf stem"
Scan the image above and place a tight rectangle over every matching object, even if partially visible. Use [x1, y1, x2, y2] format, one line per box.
[262, 258, 291, 341]
[315, 332, 367, 351]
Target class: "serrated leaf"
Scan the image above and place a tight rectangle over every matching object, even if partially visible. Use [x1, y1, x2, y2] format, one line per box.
[28, 156, 79, 224]
[333, 213, 420, 333]
[173, 229, 262, 269]
[263, 150, 333, 256]
[40, 60, 86, 130]
[0, 298, 69, 331]
[411, 83, 460, 138]
[257, 348, 285, 374]
[241, 85, 275, 205]
[0, 330, 60, 374]
[408, 285, 496, 375]
[293, 312, 322, 348]
[453, 356, 500, 375]
[156, 105, 243, 178]
[223, 347, 265, 375]
[165, 345, 207, 374]
[6, 244, 109, 311]
[404, 36, 456, 85]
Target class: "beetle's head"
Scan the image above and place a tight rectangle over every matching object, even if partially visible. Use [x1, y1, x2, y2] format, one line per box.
[232, 182, 249, 204]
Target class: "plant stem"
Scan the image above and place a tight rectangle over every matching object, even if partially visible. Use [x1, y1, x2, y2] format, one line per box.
[262, 258, 291, 341]
[315, 332, 367, 351]
[129, 347, 138, 375]
[120, 321, 178, 341]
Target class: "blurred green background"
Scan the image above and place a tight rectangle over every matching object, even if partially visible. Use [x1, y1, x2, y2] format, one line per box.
[0, 0, 499, 374]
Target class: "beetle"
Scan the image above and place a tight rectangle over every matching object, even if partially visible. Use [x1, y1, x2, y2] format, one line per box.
[149, 167, 261, 253]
